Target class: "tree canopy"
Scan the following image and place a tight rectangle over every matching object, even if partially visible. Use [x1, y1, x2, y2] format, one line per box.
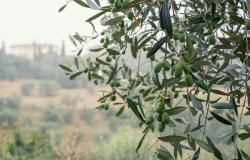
[59, 0, 250, 159]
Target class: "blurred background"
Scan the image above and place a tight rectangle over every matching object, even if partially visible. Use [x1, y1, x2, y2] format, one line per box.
[0, 1, 157, 159]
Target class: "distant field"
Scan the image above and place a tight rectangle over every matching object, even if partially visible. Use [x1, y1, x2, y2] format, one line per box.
[0, 79, 157, 159]
[0, 79, 117, 136]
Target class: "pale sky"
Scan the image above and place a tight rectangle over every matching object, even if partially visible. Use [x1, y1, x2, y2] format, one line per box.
[0, 0, 101, 52]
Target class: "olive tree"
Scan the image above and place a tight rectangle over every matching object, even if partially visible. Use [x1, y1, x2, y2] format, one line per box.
[59, 0, 250, 159]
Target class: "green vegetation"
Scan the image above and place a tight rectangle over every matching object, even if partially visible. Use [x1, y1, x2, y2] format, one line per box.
[0, 0, 249, 159]
[59, 0, 250, 159]
[21, 82, 34, 96]
[63, 109, 75, 124]
[39, 81, 58, 96]
[0, 109, 17, 127]
[0, 85, 160, 160]
[85, 126, 157, 160]
[42, 106, 60, 123]
[1, 132, 53, 160]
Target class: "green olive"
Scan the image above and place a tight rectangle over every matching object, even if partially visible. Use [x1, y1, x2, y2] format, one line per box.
[154, 62, 163, 73]
[127, 11, 134, 20]
[185, 74, 193, 87]
[110, 95, 116, 101]
[158, 122, 165, 132]
[100, 38, 105, 43]
[173, 33, 181, 40]
[162, 112, 170, 123]
[174, 92, 179, 98]
[104, 103, 109, 110]
[182, 52, 190, 63]
[208, 34, 216, 45]
[156, 102, 164, 113]
[115, 0, 123, 8]
[175, 63, 183, 78]
[103, 43, 108, 48]
[145, 113, 154, 125]
[106, 56, 112, 62]
[162, 60, 171, 70]
[157, 113, 162, 122]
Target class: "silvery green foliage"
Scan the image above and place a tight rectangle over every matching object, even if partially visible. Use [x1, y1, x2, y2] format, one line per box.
[59, 0, 250, 159]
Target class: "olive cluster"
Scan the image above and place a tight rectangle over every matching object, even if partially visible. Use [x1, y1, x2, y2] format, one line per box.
[145, 96, 170, 132]
[154, 59, 193, 88]
[108, 0, 131, 9]
[154, 59, 171, 73]
[174, 63, 193, 87]
[100, 34, 110, 48]
[172, 27, 185, 42]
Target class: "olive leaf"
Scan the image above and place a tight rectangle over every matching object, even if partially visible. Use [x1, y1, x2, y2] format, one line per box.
[104, 16, 124, 26]
[136, 130, 148, 154]
[86, 11, 106, 22]
[156, 146, 174, 160]
[161, 0, 173, 38]
[189, 93, 203, 111]
[191, 147, 200, 160]
[158, 135, 188, 143]
[210, 103, 234, 109]
[147, 36, 168, 58]
[69, 71, 84, 80]
[159, 5, 164, 30]
[191, 74, 209, 92]
[193, 138, 214, 153]
[166, 106, 187, 116]
[152, 72, 161, 88]
[58, 4, 67, 12]
[127, 98, 145, 122]
[73, 0, 89, 8]
[59, 64, 73, 72]
[210, 111, 232, 125]
[206, 137, 223, 160]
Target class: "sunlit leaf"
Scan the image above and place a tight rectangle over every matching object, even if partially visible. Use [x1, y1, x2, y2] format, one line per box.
[73, 0, 89, 8]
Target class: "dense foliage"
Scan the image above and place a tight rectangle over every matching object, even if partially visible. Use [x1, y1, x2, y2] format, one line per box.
[60, 0, 250, 159]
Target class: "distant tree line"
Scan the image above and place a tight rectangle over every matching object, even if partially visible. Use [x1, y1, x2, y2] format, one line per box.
[0, 52, 89, 89]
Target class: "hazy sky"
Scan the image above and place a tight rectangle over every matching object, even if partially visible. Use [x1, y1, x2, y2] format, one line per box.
[0, 0, 101, 52]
